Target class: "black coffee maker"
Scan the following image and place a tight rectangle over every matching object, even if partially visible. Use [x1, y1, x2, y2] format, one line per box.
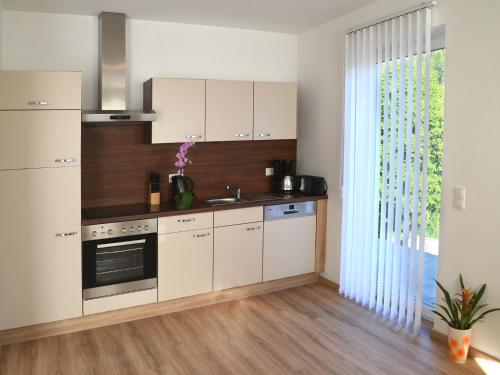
[272, 160, 295, 193]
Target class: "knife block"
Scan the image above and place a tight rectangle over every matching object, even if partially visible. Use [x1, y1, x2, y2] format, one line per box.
[148, 183, 160, 206]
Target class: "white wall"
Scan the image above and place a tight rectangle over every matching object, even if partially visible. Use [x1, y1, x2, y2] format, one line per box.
[298, 0, 500, 358]
[0, 0, 3, 65]
[434, 0, 500, 358]
[1, 10, 297, 110]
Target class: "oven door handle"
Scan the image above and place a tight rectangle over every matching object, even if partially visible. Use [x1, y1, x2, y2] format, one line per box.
[97, 239, 146, 248]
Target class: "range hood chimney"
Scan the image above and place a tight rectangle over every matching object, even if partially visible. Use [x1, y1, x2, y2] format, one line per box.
[82, 12, 157, 123]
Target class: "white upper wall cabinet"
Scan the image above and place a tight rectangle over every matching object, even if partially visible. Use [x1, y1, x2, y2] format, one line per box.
[145, 78, 206, 144]
[254, 82, 297, 140]
[0, 71, 81, 110]
[206, 80, 253, 142]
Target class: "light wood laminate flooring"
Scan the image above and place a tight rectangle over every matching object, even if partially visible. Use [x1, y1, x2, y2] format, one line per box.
[0, 283, 493, 374]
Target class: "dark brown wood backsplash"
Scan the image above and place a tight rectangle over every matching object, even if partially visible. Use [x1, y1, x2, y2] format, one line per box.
[81, 123, 297, 208]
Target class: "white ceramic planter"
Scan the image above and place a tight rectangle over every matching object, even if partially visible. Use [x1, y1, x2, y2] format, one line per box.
[448, 326, 472, 364]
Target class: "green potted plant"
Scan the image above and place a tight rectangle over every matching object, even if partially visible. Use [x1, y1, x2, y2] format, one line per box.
[173, 141, 195, 210]
[433, 274, 500, 364]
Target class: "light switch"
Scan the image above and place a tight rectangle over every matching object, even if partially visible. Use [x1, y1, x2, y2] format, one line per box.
[453, 187, 466, 211]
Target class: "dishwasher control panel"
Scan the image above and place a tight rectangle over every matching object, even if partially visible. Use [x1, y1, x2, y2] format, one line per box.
[264, 201, 316, 221]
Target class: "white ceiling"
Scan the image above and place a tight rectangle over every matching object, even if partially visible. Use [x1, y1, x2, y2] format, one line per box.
[1, 0, 378, 34]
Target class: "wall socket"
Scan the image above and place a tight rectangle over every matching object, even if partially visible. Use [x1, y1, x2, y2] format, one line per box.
[168, 173, 181, 183]
[265, 167, 274, 176]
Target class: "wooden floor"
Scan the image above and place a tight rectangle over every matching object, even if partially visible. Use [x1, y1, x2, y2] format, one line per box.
[0, 283, 493, 374]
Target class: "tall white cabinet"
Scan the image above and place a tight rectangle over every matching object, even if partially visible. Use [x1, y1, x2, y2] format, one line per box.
[0, 71, 82, 330]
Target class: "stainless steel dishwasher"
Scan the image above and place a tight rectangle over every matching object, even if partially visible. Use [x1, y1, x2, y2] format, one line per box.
[263, 201, 317, 281]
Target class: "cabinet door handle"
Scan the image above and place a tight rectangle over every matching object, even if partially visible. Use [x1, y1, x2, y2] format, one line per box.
[246, 226, 261, 231]
[178, 218, 195, 223]
[235, 133, 250, 138]
[55, 157, 78, 164]
[256, 133, 271, 138]
[193, 233, 211, 238]
[55, 231, 78, 237]
[185, 135, 202, 139]
[28, 100, 51, 106]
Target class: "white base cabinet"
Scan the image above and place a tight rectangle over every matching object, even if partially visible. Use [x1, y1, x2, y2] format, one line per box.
[0, 167, 82, 330]
[263, 215, 316, 282]
[158, 228, 214, 301]
[214, 222, 263, 290]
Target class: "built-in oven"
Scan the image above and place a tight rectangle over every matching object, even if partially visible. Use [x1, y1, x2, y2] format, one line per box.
[82, 218, 158, 300]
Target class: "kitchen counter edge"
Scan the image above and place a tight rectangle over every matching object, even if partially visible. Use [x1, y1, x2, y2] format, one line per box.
[82, 195, 328, 226]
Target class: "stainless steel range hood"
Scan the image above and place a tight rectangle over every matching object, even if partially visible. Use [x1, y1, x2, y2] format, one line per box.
[82, 12, 157, 123]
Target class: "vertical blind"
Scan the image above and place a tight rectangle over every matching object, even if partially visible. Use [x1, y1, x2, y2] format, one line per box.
[340, 7, 432, 333]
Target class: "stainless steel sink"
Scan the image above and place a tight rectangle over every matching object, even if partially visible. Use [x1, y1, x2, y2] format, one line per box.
[206, 192, 291, 206]
[206, 197, 242, 206]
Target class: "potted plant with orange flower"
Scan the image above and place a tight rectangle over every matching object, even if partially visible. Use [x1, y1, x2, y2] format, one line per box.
[433, 274, 500, 364]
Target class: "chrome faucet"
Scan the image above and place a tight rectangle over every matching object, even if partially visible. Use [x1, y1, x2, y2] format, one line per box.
[227, 185, 241, 199]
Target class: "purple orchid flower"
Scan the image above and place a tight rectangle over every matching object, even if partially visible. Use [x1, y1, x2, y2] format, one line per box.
[174, 141, 195, 175]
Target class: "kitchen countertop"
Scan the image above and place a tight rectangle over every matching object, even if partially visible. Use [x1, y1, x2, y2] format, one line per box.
[82, 193, 328, 225]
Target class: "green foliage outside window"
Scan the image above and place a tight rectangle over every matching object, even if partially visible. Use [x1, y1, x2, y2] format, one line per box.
[379, 49, 444, 240]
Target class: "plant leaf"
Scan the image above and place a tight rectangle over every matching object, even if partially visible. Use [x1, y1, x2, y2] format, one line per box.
[467, 308, 500, 329]
[432, 310, 452, 326]
[454, 299, 464, 328]
[435, 280, 455, 317]
[471, 284, 486, 310]
[437, 304, 454, 323]
[459, 273, 465, 289]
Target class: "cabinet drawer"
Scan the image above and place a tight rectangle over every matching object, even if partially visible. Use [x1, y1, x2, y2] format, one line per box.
[214, 206, 263, 227]
[83, 289, 157, 315]
[0, 71, 81, 110]
[158, 212, 213, 234]
[158, 228, 213, 301]
[0, 110, 80, 170]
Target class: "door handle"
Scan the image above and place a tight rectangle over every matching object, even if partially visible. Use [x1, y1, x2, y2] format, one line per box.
[256, 133, 271, 138]
[178, 218, 195, 223]
[194, 233, 211, 238]
[55, 231, 78, 237]
[55, 158, 78, 164]
[185, 135, 202, 139]
[235, 133, 250, 138]
[28, 100, 51, 106]
[246, 226, 261, 231]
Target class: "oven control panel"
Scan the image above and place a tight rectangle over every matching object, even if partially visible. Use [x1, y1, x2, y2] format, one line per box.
[82, 218, 158, 241]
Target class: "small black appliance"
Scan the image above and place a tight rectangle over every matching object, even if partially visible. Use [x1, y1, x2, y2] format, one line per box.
[272, 159, 295, 193]
[296, 175, 328, 196]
